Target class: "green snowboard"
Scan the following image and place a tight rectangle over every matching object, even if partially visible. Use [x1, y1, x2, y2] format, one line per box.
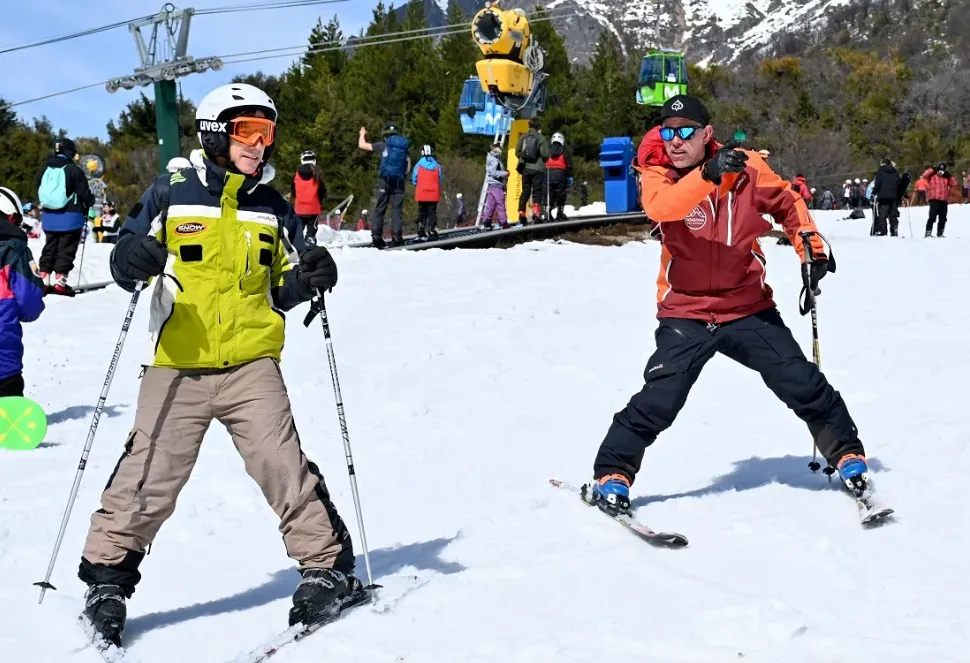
[0, 397, 48, 450]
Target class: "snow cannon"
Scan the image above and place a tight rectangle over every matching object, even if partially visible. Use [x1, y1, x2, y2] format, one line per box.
[471, 2, 546, 110]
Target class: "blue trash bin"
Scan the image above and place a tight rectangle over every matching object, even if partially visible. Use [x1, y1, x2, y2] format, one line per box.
[599, 137, 637, 214]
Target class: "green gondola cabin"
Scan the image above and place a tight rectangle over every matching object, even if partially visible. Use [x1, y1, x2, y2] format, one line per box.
[636, 50, 688, 106]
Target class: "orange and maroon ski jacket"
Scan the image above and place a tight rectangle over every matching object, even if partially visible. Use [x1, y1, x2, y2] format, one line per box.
[635, 127, 825, 323]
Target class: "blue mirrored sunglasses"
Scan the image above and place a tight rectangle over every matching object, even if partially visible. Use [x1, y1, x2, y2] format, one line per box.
[660, 126, 703, 141]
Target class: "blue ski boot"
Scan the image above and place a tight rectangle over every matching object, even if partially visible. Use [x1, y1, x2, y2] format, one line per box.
[589, 473, 631, 516]
[836, 454, 870, 498]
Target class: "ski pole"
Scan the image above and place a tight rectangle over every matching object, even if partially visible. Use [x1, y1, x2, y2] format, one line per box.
[798, 233, 835, 480]
[34, 280, 145, 603]
[303, 294, 377, 590]
[76, 226, 88, 288]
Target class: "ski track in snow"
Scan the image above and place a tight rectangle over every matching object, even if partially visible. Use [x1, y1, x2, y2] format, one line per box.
[4, 208, 970, 661]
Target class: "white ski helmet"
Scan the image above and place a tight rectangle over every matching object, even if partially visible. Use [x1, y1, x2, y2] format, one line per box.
[166, 156, 191, 173]
[300, 150, 316, 165]
[0, 187, 24, 220]
[195, 83, 278, 164]
[456, 192, 463, 198]
[551, 132, 565, 145]
[420, 144, 434, 157]
[854, 178, 860, 183]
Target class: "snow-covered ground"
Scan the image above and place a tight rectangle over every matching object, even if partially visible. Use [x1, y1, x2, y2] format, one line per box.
[3, 205, 969, 662]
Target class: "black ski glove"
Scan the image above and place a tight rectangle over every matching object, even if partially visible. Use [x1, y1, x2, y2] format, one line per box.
[296, 246, 338, 297]
[111, 233, 168, 284]
[702, 148, 748, 185]
[808, 258, 829, 295]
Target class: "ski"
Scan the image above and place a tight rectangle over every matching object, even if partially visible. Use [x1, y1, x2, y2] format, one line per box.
[849, 488, 894, 526]
[78, 615, 140, 663]
[227, 584, 377, 663]
[549, 479, 689, 547]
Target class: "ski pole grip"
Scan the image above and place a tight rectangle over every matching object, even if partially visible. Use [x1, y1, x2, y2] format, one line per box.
[799, 231, 816, 264]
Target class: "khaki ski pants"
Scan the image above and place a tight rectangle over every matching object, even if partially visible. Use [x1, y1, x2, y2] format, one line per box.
[82, 358, 353, 574]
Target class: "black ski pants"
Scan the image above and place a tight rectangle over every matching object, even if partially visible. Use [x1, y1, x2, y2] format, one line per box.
[39, 228, 83, 275]
[593, 308, 864, 483]
[416, 201, 438, 233]
[0, 372, 24, 397]
[875, 198, 898, 236]
[927, 200, 948, 236]
[372, 176, 405, 238]
[298, 214, 318, 246]
[548, 172, 569, 217]
[518, 170, 546, 217]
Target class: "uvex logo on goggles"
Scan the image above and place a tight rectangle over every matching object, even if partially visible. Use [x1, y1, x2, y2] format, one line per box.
[198, 120, 228, 133]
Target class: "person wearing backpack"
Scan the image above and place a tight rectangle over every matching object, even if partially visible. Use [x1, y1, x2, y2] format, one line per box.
[411, 144, 443, 240]
[358, 123, 410, 248]
[35, 137, 94, 296]
[515, 118, 550, 224]
[291, 150, 327, 247]
[545, 132, 574, 221]
[0, 186, 46, 398]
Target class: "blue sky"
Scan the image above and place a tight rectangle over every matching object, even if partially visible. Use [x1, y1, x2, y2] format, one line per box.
[0, 0, 382, 139]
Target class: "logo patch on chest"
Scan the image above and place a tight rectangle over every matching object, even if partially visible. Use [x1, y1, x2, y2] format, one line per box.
[175, 222, 207, 235]
[684, 204, 709, 231]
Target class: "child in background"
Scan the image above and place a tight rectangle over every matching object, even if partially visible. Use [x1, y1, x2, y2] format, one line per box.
[412, 144, 443, 240]
[481, 142, 509, 229]
[0, 187, 46, 398]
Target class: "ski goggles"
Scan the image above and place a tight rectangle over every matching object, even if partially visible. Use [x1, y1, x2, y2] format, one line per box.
[228, 116, 276, 146]
[659, 126, 703, 142]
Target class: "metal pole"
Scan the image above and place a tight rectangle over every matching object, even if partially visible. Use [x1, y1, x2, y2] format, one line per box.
[34, 281, 145, 603]
[154, 80, 181, 174]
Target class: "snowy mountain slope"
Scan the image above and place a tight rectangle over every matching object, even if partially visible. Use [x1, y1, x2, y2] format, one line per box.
[432, 0, 849, 64]
[3, 207, 970, 661]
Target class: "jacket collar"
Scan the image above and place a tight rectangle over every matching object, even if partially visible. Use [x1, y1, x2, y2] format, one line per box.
[0, 221, 27, 242]
[189, 148, 276, 195]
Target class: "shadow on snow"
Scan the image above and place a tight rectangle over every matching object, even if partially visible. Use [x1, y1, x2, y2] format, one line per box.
[630, 454, 889, 509]
[124, 536, 463, 642]
[47, 404, 128, 425]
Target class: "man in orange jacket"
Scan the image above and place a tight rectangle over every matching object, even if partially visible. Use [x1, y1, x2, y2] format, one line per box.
[589, 95, 872, 515]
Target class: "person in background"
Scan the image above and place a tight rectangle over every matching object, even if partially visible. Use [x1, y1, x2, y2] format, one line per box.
[913, 174, 927, 206]
[842, 179, 852, 208]
[358, 123, 410, 248]
[792, 174, 811, 203]
[922, 162, 956, 237]
[454, 192, 465, 227]
[579, 180, 589, 207]
[20, 202, 41, 238]
[0, 186, 46, 398]
[515, 117, 550, 223]
[962, 171, 970, 202]
[412, 144, 443, 241]
[356, 209, 369, 232]
[291, 150, 327, 248]
[99, 201, 122, 244]
[809, 187, 817, 209]
[36, 137, 94, 296]
[871, 158, 900, 237]
[545, 132, 574, 221]
[819, 188, 835, 210]
[166, 157, 191, 173]
[481, 141, 509, 230]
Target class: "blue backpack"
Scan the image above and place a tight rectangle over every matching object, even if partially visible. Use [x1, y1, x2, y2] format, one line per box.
[38, 166, 74, 210]
[379, 134, 410, 179]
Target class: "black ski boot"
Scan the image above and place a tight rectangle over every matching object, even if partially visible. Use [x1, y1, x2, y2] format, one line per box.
[288, 568, 363, 627]
[371, 234, 386, 249]
[390, 233, 405, 247]
[82, 584, 127, 647]
[428, 228, 439, 241]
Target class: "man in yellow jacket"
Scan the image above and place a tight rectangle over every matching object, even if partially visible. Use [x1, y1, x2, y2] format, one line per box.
[78, 83, 361, 648]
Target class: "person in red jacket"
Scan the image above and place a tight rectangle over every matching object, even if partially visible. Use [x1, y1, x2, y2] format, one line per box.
[921, 162, 956, 237]
[291, 150, 327, 247]
[589, 95, 871, 515]
[412, 144, 443, 240]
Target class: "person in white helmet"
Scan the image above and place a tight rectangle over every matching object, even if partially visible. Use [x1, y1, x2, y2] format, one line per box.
[166, 157, 191, 173]
[0, 186, 45, 398]
[411, 144, 443, 240]
[842, 179, 852, 209]
[290, 149, 327, 247]
[454, 191, 465, 226]
[545, 131, 574, 221]
[78, 83, 361, 649]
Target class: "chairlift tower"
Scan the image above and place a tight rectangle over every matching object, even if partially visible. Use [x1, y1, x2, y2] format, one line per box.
[105, 3, 224, 172]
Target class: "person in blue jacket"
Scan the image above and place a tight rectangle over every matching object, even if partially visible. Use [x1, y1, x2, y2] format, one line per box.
[411, 145, 443, 240]
[35, 138, 94, 296]
[0, 187, 46, 398]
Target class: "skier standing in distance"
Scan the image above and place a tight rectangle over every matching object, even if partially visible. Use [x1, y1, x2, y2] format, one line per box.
[291, 149, 327, 247]
[77, 83, 360, 648]
[589, 95, 871, 514]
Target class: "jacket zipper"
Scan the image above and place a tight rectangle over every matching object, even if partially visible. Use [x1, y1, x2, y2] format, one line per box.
[244, 230, 252, 276]
[708, 193, 718, 295]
